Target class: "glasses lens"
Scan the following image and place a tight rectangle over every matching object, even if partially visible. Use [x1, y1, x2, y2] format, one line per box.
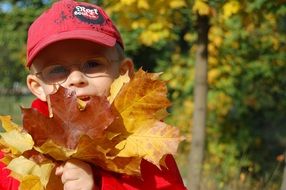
[41, 65, 69, 84]
[82, 58, 108, 77]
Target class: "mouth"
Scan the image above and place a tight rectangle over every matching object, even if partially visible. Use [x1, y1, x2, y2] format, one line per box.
[76, 96, 91, 111]
[77, 96, 91, 102]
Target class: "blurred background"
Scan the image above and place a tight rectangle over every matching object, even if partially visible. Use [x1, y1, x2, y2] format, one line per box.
[0, 0, 286, 189]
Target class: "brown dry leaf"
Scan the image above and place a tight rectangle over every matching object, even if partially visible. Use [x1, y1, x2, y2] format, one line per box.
[45, 167, 63, 190]
[72, 135, 111, 164]
[22, 86, 114, 149]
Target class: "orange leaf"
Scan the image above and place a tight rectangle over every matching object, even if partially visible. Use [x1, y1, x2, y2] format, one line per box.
[113, 68, 170, 132]
[115, 120, 183, 167]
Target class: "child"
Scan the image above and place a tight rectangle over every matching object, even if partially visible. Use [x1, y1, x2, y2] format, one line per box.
[0, 0, 187, 189]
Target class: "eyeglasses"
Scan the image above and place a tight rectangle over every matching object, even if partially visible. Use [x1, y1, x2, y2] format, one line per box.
[35, 57, 120, 85]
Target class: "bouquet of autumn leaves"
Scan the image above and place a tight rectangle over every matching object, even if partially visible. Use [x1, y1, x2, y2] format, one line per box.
[0, 69, 184, 190]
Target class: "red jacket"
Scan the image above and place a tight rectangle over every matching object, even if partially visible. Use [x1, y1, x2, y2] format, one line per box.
[0, 99, 187, 190]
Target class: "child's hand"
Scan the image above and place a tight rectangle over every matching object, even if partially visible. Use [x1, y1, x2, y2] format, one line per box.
[55, 159, 97, 190]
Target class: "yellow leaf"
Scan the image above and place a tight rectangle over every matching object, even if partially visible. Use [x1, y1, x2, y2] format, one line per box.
[223, 1, 240, 19]
[193, 0, 211, 15]
[116, 120, 183, 167]
[121, 0, 136, 5]
[108, 71, 130, 104]
[20, 175, 43, 190]
[169, 0, 186, 9]
[208, 68, 220, 84]
[8, 156, 54, 188]
[77, 98, 87, 111]
[114, 69, 170, 132]
[0, 129, 34, 154]
[137, 0, 149, 9]
[0, 115, 19, 132]
[0, 153, 13, 165]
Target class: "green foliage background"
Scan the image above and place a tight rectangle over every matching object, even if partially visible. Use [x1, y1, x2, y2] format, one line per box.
[0, 0, 286, 189]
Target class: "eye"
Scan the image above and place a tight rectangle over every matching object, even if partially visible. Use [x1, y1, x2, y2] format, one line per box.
[82, 59, 106, 74]
[48, 65, 67, 74]
[41, 65, 69, 84]
[84, 61, 100, 69]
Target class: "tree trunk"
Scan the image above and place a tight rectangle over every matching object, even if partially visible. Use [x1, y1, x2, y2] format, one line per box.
[188, 15, 210, 190]
[280, 152, 286, 190]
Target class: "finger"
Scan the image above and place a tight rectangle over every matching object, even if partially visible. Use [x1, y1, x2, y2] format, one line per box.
[55, 165, 64, 176]
[63, 180, 81, 190]
[61, 168, 80, 184]
[64, 159, 88, 169]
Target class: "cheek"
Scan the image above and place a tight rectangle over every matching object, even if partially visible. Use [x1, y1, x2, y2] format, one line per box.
[93, 78, 114, 96]
[42, 84, 59, 96]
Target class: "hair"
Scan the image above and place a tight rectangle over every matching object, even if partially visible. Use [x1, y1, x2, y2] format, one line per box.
[115, 43, 125, 61]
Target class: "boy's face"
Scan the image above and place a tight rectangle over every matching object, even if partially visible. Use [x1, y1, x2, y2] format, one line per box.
[27, 39, 133, 102]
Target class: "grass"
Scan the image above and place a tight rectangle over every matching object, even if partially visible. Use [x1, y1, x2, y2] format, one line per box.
[0, 94, 35, 126]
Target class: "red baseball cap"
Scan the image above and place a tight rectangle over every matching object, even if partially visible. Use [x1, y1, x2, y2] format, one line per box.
[26, 0, 123, 67]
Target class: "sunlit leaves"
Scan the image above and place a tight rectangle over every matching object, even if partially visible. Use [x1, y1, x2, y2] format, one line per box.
[193, 0, 212, 16]
[222, 1, 241, 19]
[105, 0, 187, 46]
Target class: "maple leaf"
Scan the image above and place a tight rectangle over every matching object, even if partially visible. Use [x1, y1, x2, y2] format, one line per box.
[109, 68, 183, 169]
[0, 116, 34, 155]
[108, 71, 130, 103]
[7, 156, 54, 187]
[20, 175, 43, 190]
[0, 115, 19, 131]
[104, 156, 142, 176]
[0, 129, 34, 154]
[34, 140, 76, 161]
[113, 68, 170, 132]
[115, 120, 183, 167]
[22, 86, 114, 149]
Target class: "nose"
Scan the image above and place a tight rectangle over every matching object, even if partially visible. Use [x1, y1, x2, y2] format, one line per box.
[65, 70, 88, 88]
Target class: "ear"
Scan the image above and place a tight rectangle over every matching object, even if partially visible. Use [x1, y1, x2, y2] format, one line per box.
[119, 58, 135, 78]
[26, 74, 47, 101]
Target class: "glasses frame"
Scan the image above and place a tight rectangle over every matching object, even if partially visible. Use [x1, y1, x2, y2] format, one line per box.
[34, 57, 122, 85]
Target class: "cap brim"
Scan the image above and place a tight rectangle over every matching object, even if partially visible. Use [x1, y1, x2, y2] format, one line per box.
[27, 30, 116, 67]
